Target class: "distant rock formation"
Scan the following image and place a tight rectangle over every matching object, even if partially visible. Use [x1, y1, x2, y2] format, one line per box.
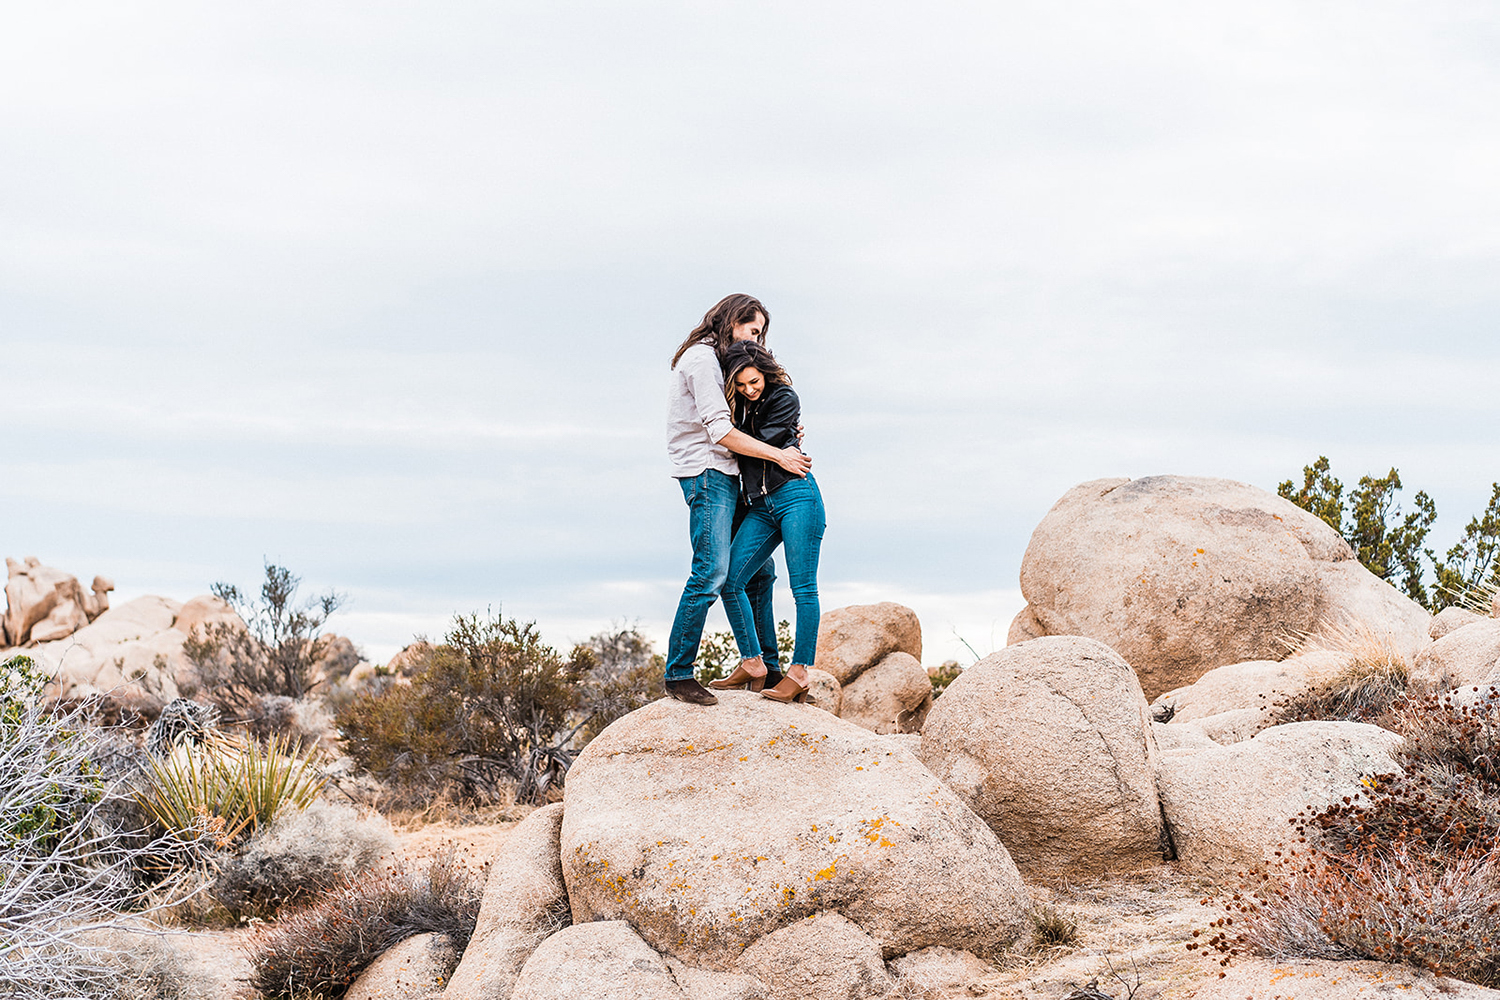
[3, 556, 113, 646]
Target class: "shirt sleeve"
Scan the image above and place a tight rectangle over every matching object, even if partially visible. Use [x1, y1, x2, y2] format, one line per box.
[684, 348, 735, 443]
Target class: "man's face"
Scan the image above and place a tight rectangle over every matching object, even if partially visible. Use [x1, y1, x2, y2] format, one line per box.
[730, 311, 766, 343]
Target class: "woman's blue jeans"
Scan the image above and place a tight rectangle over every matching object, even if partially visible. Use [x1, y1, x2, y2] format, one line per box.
[665, 470, 779, 682]
[722, 474, 825, 667]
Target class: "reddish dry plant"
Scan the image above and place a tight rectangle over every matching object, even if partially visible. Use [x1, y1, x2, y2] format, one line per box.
[1189, 686, 1500, 986]
[247, 849, 484, 999]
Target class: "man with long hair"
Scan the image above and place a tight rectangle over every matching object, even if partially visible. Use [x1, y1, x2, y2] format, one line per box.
[664, 294, 812, 704]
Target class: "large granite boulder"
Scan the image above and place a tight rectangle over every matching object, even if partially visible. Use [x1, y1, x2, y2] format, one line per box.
[837, 651, 931, 734]
[510, 921, 684, 1000]
[813, 603, 921, 686]
[560, 693, 1028, 970]
[345, 932, 459, 1000]
[1010, 476, 1431, 698]
[735, 912, 890, 1000]
[1412, 618, 1500, 688]
[1156, 721, 1404, 873]
[1431, 606, 1486, 640]
[22, 596, 187, 706]
[443, 804, 568, 1000]
[920, 636, 1165, 872]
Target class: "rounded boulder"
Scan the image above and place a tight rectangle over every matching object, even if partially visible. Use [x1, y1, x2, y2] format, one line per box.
[560, 692, 1027, 970]
[919, 636, 1165, 873]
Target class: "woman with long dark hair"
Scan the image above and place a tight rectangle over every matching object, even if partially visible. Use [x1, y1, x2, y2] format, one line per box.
[709, 341, 825, 702]
[663, 295, 811, 704]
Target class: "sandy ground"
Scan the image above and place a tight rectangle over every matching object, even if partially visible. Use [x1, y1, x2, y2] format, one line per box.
[977, 869, 1227, 1000]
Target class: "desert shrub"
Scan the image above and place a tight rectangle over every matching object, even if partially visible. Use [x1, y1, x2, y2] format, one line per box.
[210, 799, 395, 920]
[134, 733, 326, 848]
[577, 625, 665, 743]
[928, 660, 962, 698]
[0, 656, 209, 999]
[1195, 686, 1500, 984]
[183, 561, 345, 714]
[1278, 458, 1500, 610]
[247, 849, 483, 999]
[246, 693, 336, 748]
[336, 611, 592, 807]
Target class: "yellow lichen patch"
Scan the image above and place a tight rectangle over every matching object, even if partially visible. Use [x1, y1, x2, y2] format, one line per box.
[813, 863, 837, 881]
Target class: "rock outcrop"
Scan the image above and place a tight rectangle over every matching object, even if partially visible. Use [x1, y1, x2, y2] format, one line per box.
[3, 556, 113, 646]
[1156, 721, 1404, 873]
[837, 651, 931, 734]
[24, 596, 187, 706]
[1151, 650, 1352, 726]
[813, 603, 921, 686]
[735, 912, 891, 1000]
[920, 636, 1165, 872]
[1412, 618, 1500, 688]
[559, 693, 1028, 970]
[1010, 477, 1431, 698]
[1431, 605, 1486, 640]
[345, 932, 459, 1000]
[443, 803, 568, 1000]
[510, 921, 684, 1000]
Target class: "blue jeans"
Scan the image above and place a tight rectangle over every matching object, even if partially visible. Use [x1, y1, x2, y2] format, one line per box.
[665, 470, 779, 681]
[722, 474, 825, 667]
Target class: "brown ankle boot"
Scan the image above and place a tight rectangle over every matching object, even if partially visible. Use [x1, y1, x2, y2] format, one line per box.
[665, 678, 719, 705]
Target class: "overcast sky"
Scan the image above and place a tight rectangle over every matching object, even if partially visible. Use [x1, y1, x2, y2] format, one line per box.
[4, 2, 1499, 664]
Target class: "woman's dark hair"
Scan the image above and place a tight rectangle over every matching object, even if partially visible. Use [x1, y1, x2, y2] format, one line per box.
[670, 294, 770, 369]
[721, 341, 792, 403]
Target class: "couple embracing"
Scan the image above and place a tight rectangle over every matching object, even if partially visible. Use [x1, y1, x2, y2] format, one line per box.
[663, 293, 826, 707]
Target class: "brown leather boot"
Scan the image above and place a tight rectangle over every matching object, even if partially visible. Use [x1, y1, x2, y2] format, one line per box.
[709, 656, 768, 692]
[760, 668, 809, 703]
[665, 678, 719, 705]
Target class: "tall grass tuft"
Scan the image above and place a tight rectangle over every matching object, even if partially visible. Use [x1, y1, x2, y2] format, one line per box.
[1272, 617, 1413, 726]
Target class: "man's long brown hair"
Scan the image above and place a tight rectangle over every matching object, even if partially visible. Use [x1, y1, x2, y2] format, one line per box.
[670, 293, 770, 369]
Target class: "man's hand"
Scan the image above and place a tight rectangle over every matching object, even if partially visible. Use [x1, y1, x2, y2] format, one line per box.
[776, 447, 813, 477]
[796, 422, 806, 448]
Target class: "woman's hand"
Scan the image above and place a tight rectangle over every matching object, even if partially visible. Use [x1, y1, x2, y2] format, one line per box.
[776, 447, 813, 477]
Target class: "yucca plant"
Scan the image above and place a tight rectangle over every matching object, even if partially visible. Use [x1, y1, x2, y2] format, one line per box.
[135, 733, 326, 847]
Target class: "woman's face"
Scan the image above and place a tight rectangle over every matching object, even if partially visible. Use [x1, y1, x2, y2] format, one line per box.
[730, 311, 766, 343]
[734, 365, 766, 401]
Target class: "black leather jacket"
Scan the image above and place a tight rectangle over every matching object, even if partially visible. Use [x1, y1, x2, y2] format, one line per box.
[734, 384, 802, 500]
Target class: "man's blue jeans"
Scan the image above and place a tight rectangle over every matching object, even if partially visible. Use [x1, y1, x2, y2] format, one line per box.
[722, 474, 825, 667]
[665, 470, 779, 682]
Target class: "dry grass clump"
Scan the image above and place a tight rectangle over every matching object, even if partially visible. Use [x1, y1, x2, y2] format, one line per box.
[1030, 904, 1081, 949]
[1272, 618, 1415, 726]
[209, 799, 396, 920]
[247, 849, 483, 999]
[1194, 686, 1500, 985]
